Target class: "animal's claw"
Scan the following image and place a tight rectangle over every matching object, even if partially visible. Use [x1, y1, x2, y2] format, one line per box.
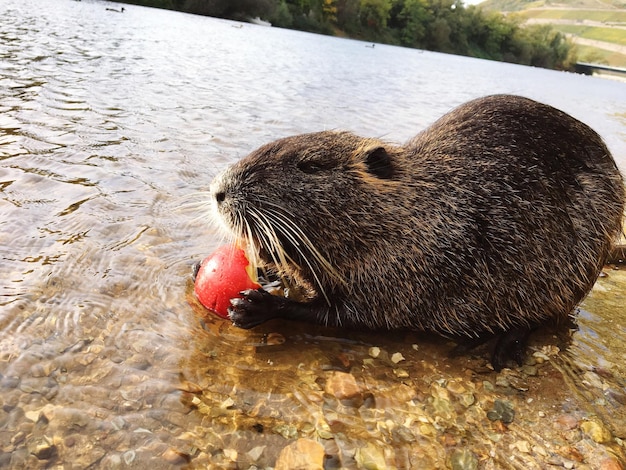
[228, 288, 279, 329]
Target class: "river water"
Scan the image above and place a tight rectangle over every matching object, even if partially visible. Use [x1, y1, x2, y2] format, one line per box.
[1, 0, 625, 468]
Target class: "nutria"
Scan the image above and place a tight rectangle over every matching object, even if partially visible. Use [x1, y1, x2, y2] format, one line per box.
[208, 94, 625, 370]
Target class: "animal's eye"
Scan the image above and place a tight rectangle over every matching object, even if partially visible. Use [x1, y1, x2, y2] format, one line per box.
[297, 161, 323, 174]
[297, 154, 336, 174]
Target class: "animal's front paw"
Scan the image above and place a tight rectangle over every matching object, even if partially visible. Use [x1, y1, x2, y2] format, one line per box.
[228, 288, 282, 329]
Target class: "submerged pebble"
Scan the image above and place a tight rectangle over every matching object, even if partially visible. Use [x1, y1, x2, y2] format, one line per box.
[31, 442, 57, 460]
[449, 448, 478, 470]
[355, 442, 387, 470]
[162, 448, 191, 465]
[122, 450, 136, 465]
[324, 371, 360, 399]
[487, 399, 515, 424]
[390, 352, 405, 363]
[580, 418, 613, 443]
[274, 438, 324, 470]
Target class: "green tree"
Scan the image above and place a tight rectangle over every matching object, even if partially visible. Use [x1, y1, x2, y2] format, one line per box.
[396, 0, 431, 47]
[524, 24, 574, 69]
[322, 0, 338, 22]
[427, 17, 452, 51]
[336, 0, 360, 31]
[271, 0, 294, 26]
[360, 0, 393, 31]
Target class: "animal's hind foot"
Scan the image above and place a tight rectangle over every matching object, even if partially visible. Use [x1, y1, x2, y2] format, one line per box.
[449, 333, 494, 357]
[449, 328, 533, 371]
[491, 327, 533, 372]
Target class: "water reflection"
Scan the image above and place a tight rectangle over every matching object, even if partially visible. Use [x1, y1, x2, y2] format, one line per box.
[1, 0, 625, 467]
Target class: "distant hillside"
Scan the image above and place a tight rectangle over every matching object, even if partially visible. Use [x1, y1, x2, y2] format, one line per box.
[481, 0, 626, 12]
[479, 0, 626, 67]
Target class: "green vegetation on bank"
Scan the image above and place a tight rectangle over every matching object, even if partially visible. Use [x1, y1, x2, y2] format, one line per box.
[480, 0, 626, 68]
[115, 0, 577, 70]
[575, 44, 626, 66]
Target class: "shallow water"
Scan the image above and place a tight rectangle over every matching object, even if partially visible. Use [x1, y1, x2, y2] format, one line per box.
[1, 0, 625, 468]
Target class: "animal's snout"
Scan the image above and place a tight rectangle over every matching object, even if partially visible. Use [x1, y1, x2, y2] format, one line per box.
[210, 173, 228, 206]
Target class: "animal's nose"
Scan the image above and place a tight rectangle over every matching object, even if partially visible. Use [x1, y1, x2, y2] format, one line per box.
[215, 191, 226, 204]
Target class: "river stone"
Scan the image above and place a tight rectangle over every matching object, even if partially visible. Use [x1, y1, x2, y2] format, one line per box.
[274, 438, 324, 470]
[355, 442, 387, 470]
[449, 448, 479, 470]
[390, 352, 405, 363]
[580, 418, 612, 443]
[324, 371, 360, 399]
[555, 414, 579, 431]
[368, 347, 381, 358]
[32, 441, 57, 460]
[486, 399, 515, 424]
[599, 456, 625, 470]
[162, 448, 190, 465]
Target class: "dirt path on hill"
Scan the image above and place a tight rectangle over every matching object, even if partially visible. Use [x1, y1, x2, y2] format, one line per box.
[569, 36, 626, 54]
[525, 18, 626, 30]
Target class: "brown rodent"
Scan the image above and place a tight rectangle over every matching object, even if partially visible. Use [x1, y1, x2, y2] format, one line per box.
[208, 94, 625, 370]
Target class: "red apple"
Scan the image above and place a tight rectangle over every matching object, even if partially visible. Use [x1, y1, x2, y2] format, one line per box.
[194, 245, 260, 318]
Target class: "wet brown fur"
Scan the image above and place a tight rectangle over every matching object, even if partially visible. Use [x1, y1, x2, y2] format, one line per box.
[210, 95, 625, 355]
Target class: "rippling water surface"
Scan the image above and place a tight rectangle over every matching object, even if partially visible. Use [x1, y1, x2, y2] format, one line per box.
[1, 0, 625, 468]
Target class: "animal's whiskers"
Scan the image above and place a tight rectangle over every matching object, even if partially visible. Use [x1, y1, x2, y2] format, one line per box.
[230, 196, 344, 305]
[260, 199, 345, 283]
[253, 207, 332, 304]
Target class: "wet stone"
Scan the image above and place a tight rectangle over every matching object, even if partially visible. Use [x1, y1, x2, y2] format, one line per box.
[122, 450, 136, 465]
[482, 380, 495, 392]
[247, 445, 265, 462]
[125, 354, 152, 371]
[580, 418, 612, 443]
[31, 441, 57, 460]
[394, 368, 409, 378]
[0, 452, 11, 467]
[507, 376, 529, 392]
[607, 388, 626, 405]
[510, 439, 531, 453]
[324, 371, 360, 400]
[521, 365, 538, 376]
[555, 414, 579, 431]
[487, 399, 515, 424]
[24, 410, 41, 422]
[449, 448, 479, 470]
[368, 347, 381, 358]
[390, 352, 405, 363]
[101, 454, 123, 468]
[599, 457, 625, 470]
[162, 448, 191, 465]
[431, 396, 453, 419]
[19, 377, 43, 394]
[30, 362, 55, 378]
[458, 392, 476, 407]
[391, 425, 416, 443]
[355, 442, 387, 470]
[273, 423, 298, 440]
[265, 332, 286, 345]
[274, 438, 324, 470]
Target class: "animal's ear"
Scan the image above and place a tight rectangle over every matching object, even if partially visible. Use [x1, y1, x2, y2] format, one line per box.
[363, 146, 394, 180]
